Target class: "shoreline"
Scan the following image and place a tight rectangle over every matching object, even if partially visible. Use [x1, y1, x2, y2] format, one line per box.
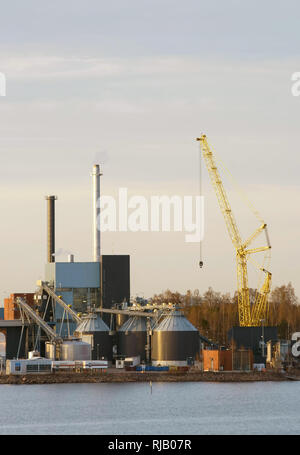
[0, 370, 290, 385]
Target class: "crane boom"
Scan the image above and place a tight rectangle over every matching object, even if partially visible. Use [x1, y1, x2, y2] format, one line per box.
[196, 134, 271, 327]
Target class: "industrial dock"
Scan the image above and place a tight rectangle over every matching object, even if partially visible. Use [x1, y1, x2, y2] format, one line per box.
[0, 369, 289, 385]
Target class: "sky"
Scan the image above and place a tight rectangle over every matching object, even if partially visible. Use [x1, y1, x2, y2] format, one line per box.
[0, 0, 299, 302]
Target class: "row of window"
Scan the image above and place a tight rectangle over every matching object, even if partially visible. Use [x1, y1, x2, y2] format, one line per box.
[58, 288, 100, 313]
[26, 364, 51, 372]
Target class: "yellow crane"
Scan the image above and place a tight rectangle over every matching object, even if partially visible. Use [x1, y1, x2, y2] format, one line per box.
[196, 134, 272, 327]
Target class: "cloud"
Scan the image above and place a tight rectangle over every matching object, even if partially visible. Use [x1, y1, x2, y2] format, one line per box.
[0, 53, 297, 82]
[0, 56, 121, 80]
[92, 149, 109, 165]
[53, 248, 73, 257]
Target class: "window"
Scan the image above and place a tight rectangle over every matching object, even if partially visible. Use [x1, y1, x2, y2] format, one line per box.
[26, 364, 39, 373]
[90, 288, 100, 307]
[39, 364, 51, 372]
[73, 288, 100, 312]
[26, 363, 51, 373]
[73, 288, 89, 312]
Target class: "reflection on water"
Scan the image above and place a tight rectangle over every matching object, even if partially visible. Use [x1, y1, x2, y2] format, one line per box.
[0, 381, 299, 435]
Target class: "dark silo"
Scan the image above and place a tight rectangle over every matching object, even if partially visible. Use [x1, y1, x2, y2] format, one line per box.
[117, 316, 150, 361]
[74, 313, 113, 361]
[151, 311, 200, 366]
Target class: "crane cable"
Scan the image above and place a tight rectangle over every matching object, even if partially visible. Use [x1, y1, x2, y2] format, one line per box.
[199, 141, 203, 268]
[209, 143, 264, 225]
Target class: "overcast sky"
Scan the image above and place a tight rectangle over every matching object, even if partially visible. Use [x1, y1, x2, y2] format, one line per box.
[0, 1, 299, 301]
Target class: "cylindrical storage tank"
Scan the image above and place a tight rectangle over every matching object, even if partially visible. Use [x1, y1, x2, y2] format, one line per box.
[117, 316, 149, 361]
[45, 342, 56, 360]
[60, 340, 91, 361]
[116, 313, 128, 330]
[151, 311, 200, 366]
[74, 314, 113, 361]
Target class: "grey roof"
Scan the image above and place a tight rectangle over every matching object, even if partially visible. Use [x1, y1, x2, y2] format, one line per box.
[119, 316, 150, 332]
[75, 314, 109, 333]
[154, 311, 198, 332]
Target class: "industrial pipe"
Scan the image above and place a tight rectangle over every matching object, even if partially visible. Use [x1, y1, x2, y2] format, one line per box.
[45, 195, 57, 263]
[92, 164, 102, 262]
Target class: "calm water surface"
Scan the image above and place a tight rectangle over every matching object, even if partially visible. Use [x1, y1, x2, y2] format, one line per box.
[0, 381, 299, 435]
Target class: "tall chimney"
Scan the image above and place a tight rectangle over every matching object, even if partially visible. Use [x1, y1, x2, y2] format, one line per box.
[45, 195, 57, 263]
[92, 164, 102, 262]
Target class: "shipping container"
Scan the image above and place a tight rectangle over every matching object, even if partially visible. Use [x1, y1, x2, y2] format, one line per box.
[82, 360, 108, 370]
[124, 356, 140, 367]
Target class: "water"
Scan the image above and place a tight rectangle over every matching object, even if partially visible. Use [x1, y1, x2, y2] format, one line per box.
[0, 381, 299, 435]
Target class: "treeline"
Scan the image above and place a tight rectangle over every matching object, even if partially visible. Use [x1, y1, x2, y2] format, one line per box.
[151, 283, 299, 344]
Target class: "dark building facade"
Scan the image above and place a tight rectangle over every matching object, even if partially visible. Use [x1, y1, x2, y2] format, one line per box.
[101, 255, 130, 327]
[228, 326, 278, 363]
[102, 255, 130, 308]
[0, 322, 28, 359]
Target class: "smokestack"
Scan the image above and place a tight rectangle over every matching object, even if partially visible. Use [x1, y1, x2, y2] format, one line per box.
[92, 164, 102, 262]
[45, 195, 57, 263]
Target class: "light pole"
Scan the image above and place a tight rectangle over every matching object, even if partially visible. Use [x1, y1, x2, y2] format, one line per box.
[260, 319, 265, 358]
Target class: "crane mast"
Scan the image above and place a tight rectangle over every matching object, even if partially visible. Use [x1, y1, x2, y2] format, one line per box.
[196, 134, 272, 327]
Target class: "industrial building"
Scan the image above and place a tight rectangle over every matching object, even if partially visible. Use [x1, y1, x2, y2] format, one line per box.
[203, 348, 253, 372]
[228, 326, 278, 364]
[0, 146, 286, 375]
[42, 172, 130, 337]
[0, 162, 202, 371]
[4, 293, 35, 320]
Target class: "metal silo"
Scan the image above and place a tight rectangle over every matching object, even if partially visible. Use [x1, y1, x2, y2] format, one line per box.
[116, 313, 128, 330]
[74, 313, 113, 361]
[151, 311, 199, 366]
[60, 340, 91, 361]
[117, 316, 150, 361]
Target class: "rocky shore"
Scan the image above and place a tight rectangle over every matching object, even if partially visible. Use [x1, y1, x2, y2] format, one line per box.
[0, 370, 289, 385]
